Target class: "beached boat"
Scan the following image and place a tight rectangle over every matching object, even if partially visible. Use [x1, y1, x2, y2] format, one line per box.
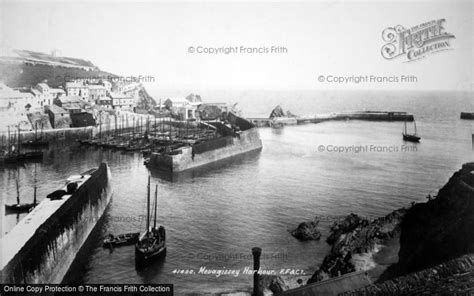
[135, 176, 166, 263]
[103, 232, 140, 247]
[403, 120, 421, 142]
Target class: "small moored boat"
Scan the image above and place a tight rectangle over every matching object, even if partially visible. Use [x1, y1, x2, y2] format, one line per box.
[103, 232, 140, 247]
[402, 120, 421, 143]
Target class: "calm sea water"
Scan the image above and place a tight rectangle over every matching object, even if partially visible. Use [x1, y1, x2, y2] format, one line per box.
[1, 90, 473, 294]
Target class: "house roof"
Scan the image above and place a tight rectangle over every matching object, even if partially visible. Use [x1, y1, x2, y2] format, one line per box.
[46, 104, 68, 114]
[65, 82, 87, 88]
[30, 88, 41, 96]
[109, 92, 131, 99]
[50, 88, 65, 94]
[88, 85, 106, 90]
[60, 95, 83, 103]
[37, 83, 50, 90]
[0, 84, 34, 99]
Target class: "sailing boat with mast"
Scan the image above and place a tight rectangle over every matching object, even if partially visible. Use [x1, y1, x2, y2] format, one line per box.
[135, 176, 166, 263]
[5, 164, 38, 213]
[402, 120, 421, 142]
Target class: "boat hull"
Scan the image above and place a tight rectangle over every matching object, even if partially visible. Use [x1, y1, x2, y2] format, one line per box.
[403, 134, 421, 142]
[135, 245, 167, 263]
[460, 112, 474, 120]
[5, 203, 37, 214]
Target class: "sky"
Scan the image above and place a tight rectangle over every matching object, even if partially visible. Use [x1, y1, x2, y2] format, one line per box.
[0, 0, 473, 91]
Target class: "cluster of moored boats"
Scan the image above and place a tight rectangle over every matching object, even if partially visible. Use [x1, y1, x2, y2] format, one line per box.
[77, 119, 219, 164]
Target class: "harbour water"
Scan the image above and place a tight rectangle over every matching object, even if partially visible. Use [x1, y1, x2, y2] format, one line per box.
[1, 90, 473, 294]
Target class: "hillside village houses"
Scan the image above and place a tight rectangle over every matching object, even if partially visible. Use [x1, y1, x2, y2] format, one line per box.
[0, 75, 231, 131]
[30, 83, 65, 107]
[0, 79, 142, 131]
[109, 92, 135, 110]
[65, 81, 89, 99]
[63, 80, 139, 110]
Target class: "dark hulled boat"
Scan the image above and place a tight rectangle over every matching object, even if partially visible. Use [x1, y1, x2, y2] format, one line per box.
[135, 176, 166, 263]
[5, 203, 36, 213]
[402, 120, 421, 143]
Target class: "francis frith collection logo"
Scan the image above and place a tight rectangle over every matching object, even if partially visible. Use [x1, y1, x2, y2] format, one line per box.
[381, 19, 455, 62]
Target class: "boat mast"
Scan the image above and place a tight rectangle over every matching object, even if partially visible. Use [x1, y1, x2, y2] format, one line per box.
[33, 163, 37, 205]
[16, 168, 20, 205]
[404, 121, 407, 135]
[7, 125, 10, 154]
[146, 175, 150, 233]
[17, 124, 21, 154]
[414, 120, 417, 136]
[153, 184, 158, 229]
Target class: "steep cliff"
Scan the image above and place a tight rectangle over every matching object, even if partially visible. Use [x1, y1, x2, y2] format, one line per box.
[397, 162, 474, 275]
[339, 162, 474, 295]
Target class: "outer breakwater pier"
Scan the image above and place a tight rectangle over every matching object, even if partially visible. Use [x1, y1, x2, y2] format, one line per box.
[249, 111, 415, 127]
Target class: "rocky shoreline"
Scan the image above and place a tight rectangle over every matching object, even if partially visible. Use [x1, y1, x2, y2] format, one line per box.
[307, 209, 406, 284]
[279, 162, 474, 295]
[228, 163, 474, 295]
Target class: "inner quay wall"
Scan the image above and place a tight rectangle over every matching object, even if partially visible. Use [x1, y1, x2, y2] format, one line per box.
[0, 112, 159, 143]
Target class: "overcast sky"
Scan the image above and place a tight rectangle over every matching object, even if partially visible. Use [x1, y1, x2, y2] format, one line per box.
[1, 0, 473, 91]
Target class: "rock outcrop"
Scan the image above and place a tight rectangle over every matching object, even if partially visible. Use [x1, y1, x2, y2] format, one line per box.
[291, 218, 322, 240]
[269, 105, 296, 119]
[136, 87, 157, 111]
[269, 105, 285, 119]
[308, 209, 406, 284]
